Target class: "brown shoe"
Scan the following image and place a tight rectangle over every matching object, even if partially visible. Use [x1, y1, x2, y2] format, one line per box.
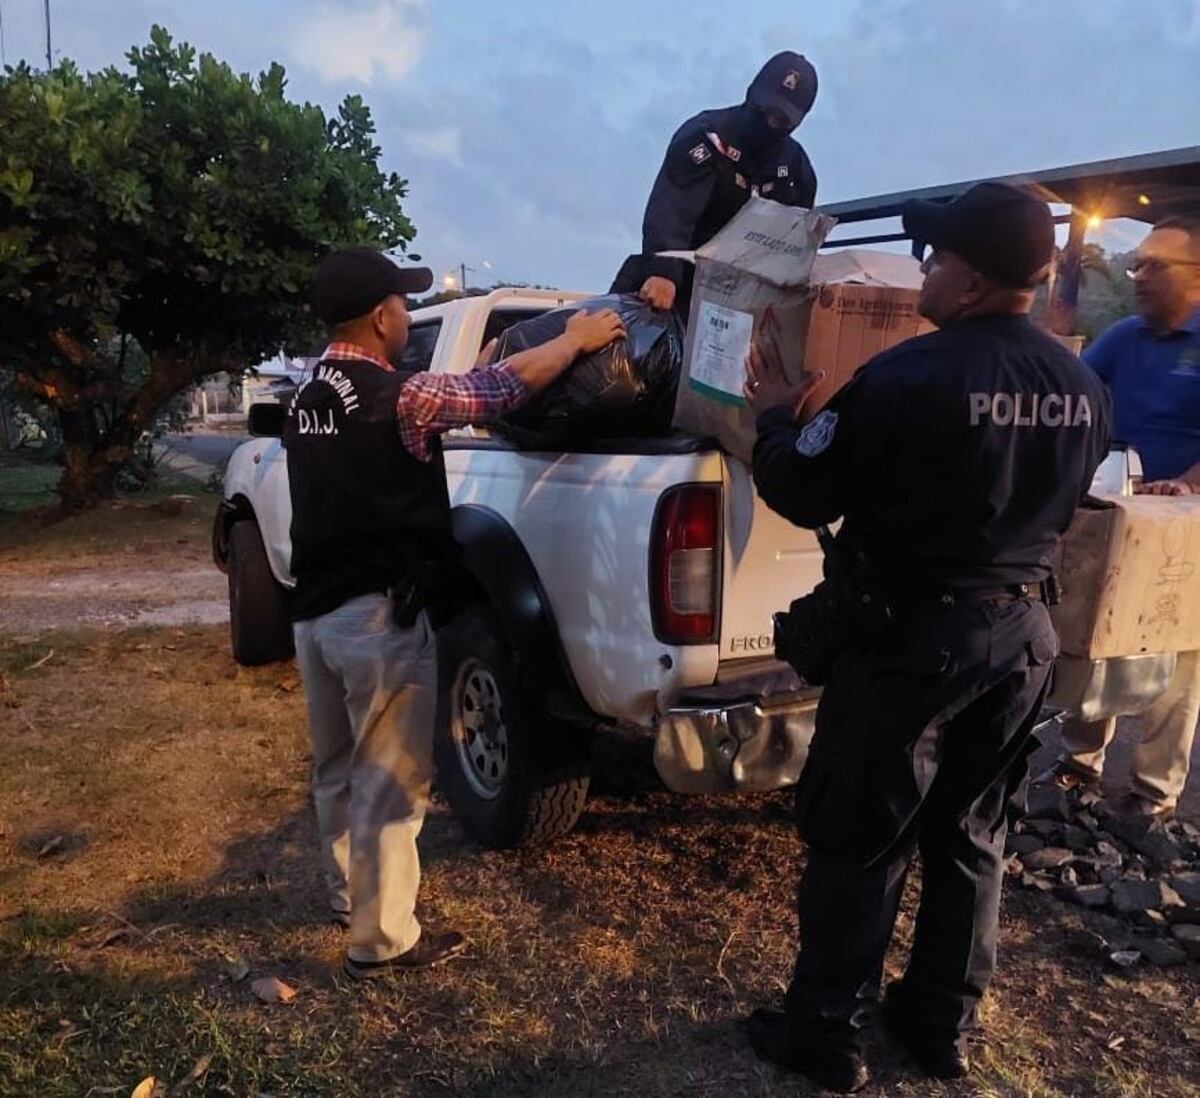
[1035, 761, 1100, 794]
[342, 931, 467, 980]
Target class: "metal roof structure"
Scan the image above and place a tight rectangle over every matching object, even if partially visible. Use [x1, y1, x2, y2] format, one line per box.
[819, 145, 1200, 250]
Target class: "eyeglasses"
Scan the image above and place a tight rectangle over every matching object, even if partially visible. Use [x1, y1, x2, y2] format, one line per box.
[1126, 257, 1200, 279]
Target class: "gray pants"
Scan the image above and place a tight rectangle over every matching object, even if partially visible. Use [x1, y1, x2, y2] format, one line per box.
[1060, 650, 1200, 807]
[293, 595, 436, 962]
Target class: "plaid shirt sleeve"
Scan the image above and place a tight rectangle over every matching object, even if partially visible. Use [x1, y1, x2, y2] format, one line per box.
[396, 362, 527, 461]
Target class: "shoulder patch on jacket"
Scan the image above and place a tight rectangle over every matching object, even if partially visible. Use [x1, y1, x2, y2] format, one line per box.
[665, 128, 718, 185]
[795, 410, 838, 457]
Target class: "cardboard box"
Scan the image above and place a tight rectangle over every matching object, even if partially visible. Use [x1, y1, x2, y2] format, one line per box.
[671, 199, 932, 462]
[790, 277, 935, 423]
[1052, 494, 1200, 659]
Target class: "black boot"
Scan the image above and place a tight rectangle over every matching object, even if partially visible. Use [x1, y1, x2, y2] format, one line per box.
[881, 984, 970, 1080]
[745, 1008, 869, 1093]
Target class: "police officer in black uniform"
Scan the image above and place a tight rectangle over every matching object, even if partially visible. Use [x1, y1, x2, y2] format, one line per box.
[611, 51, 818, 318]
[741, 184, 1112, 1092]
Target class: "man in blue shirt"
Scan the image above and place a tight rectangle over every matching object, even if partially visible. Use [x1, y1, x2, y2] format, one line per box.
[1045, 215, 1200, 817]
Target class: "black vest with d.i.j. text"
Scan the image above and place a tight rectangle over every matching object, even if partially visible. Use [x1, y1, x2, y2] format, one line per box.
[283, 355, 453, 622]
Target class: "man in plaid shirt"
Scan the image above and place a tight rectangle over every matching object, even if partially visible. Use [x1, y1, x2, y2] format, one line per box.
[286, 248, 622, 979]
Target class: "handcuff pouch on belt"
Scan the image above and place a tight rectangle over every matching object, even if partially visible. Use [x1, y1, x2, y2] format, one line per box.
[772, 526, 894, 686]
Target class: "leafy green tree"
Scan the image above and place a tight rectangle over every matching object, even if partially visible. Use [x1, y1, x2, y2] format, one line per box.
[1076, 247, 1137, 343]
[0, 27, 418, 510]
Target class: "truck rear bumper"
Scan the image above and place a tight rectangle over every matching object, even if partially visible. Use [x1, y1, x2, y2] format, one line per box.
[651, 651, 1174, 796]
[653, 690, 819, 794]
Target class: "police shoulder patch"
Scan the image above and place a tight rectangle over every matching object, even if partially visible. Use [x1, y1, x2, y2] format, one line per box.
[795, 410, 838, 457]
[777, 165, 789, 178]
[688, 143, 711, 165]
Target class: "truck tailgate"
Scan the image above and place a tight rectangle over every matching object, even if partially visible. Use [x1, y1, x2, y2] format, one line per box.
[718, 457, 823, 664]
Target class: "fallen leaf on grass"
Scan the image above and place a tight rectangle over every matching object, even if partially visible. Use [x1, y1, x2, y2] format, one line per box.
[1106, 1035, 1126, 1051]
[81, 926, 134, 950]
[23, 649, 56, 671]
[275, 677, 299, 693]
[130, 1078, 163, 1098]
[37, 835, 66, 859]
[168, 1053, 213, 1095]
[251, 976, 296, 1004]
[222, 952, 250, 983]
[51, 1019, 85, 1047]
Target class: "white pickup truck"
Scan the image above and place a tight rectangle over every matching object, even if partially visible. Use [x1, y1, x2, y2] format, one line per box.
[214, 287, 1174, 848]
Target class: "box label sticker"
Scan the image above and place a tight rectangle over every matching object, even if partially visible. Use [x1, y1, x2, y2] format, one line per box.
[688, 301, 754, 405]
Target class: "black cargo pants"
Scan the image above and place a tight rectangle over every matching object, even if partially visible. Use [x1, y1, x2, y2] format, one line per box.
[783, 595, 1058, 1041]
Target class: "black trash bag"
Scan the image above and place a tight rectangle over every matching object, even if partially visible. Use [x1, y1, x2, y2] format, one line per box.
[489, 293, 683, 450]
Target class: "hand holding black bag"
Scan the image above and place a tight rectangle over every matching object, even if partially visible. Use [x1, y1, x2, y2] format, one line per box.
[489, 293, 683, 450]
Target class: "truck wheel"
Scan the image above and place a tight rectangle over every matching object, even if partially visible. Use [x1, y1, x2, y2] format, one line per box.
[228, 520, 294, 666]
[436, 604, 590, 847]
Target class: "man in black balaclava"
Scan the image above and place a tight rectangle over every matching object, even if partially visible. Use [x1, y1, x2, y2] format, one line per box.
[611, 51, 818, 318]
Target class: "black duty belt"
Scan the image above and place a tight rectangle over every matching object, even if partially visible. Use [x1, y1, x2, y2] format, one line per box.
[890, 579, 1058, 616]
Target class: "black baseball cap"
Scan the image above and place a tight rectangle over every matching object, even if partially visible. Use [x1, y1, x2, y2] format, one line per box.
[310, 247, 434, 325]
[902, 182, 1055, 288]
[746, 51, 818, 130]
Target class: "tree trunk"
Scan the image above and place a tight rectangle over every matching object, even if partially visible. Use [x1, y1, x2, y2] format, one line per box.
[55, 404, 139, 513]
[1048, 209, 1087, 336]
[35, 347, 224, 514]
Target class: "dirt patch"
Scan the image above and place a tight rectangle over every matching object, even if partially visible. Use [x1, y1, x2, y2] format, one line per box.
[0, 564, 227, 631]
[1, 628, 1199, 1097]
[0, 496, 227, 633]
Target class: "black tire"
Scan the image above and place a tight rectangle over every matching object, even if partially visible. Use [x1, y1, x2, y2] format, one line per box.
[436, 603, 590, 847]
[228, 520, 294, 666]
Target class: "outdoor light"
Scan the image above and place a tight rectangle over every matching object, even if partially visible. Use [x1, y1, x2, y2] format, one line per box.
[442, 274, 458, 290]
[1086, 213, 1102, 230]
[1137, 194, 1151, 206]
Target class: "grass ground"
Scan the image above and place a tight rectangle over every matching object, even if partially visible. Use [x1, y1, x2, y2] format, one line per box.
[0, 459, 58, 516]
[1, 473, 1199, 1097]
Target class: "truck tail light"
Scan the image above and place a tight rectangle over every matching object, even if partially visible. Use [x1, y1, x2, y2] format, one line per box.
[650, 484, 720, 645]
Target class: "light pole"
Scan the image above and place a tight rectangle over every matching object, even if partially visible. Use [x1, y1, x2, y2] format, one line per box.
[444, 259, 492, 296]
[44, 0, 51, 69]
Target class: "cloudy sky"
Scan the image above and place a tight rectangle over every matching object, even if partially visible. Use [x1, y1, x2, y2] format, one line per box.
[3, 0, 1199, 289]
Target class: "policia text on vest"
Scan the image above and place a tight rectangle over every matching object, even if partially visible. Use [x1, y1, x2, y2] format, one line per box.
[969, 391, 1095, 428]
